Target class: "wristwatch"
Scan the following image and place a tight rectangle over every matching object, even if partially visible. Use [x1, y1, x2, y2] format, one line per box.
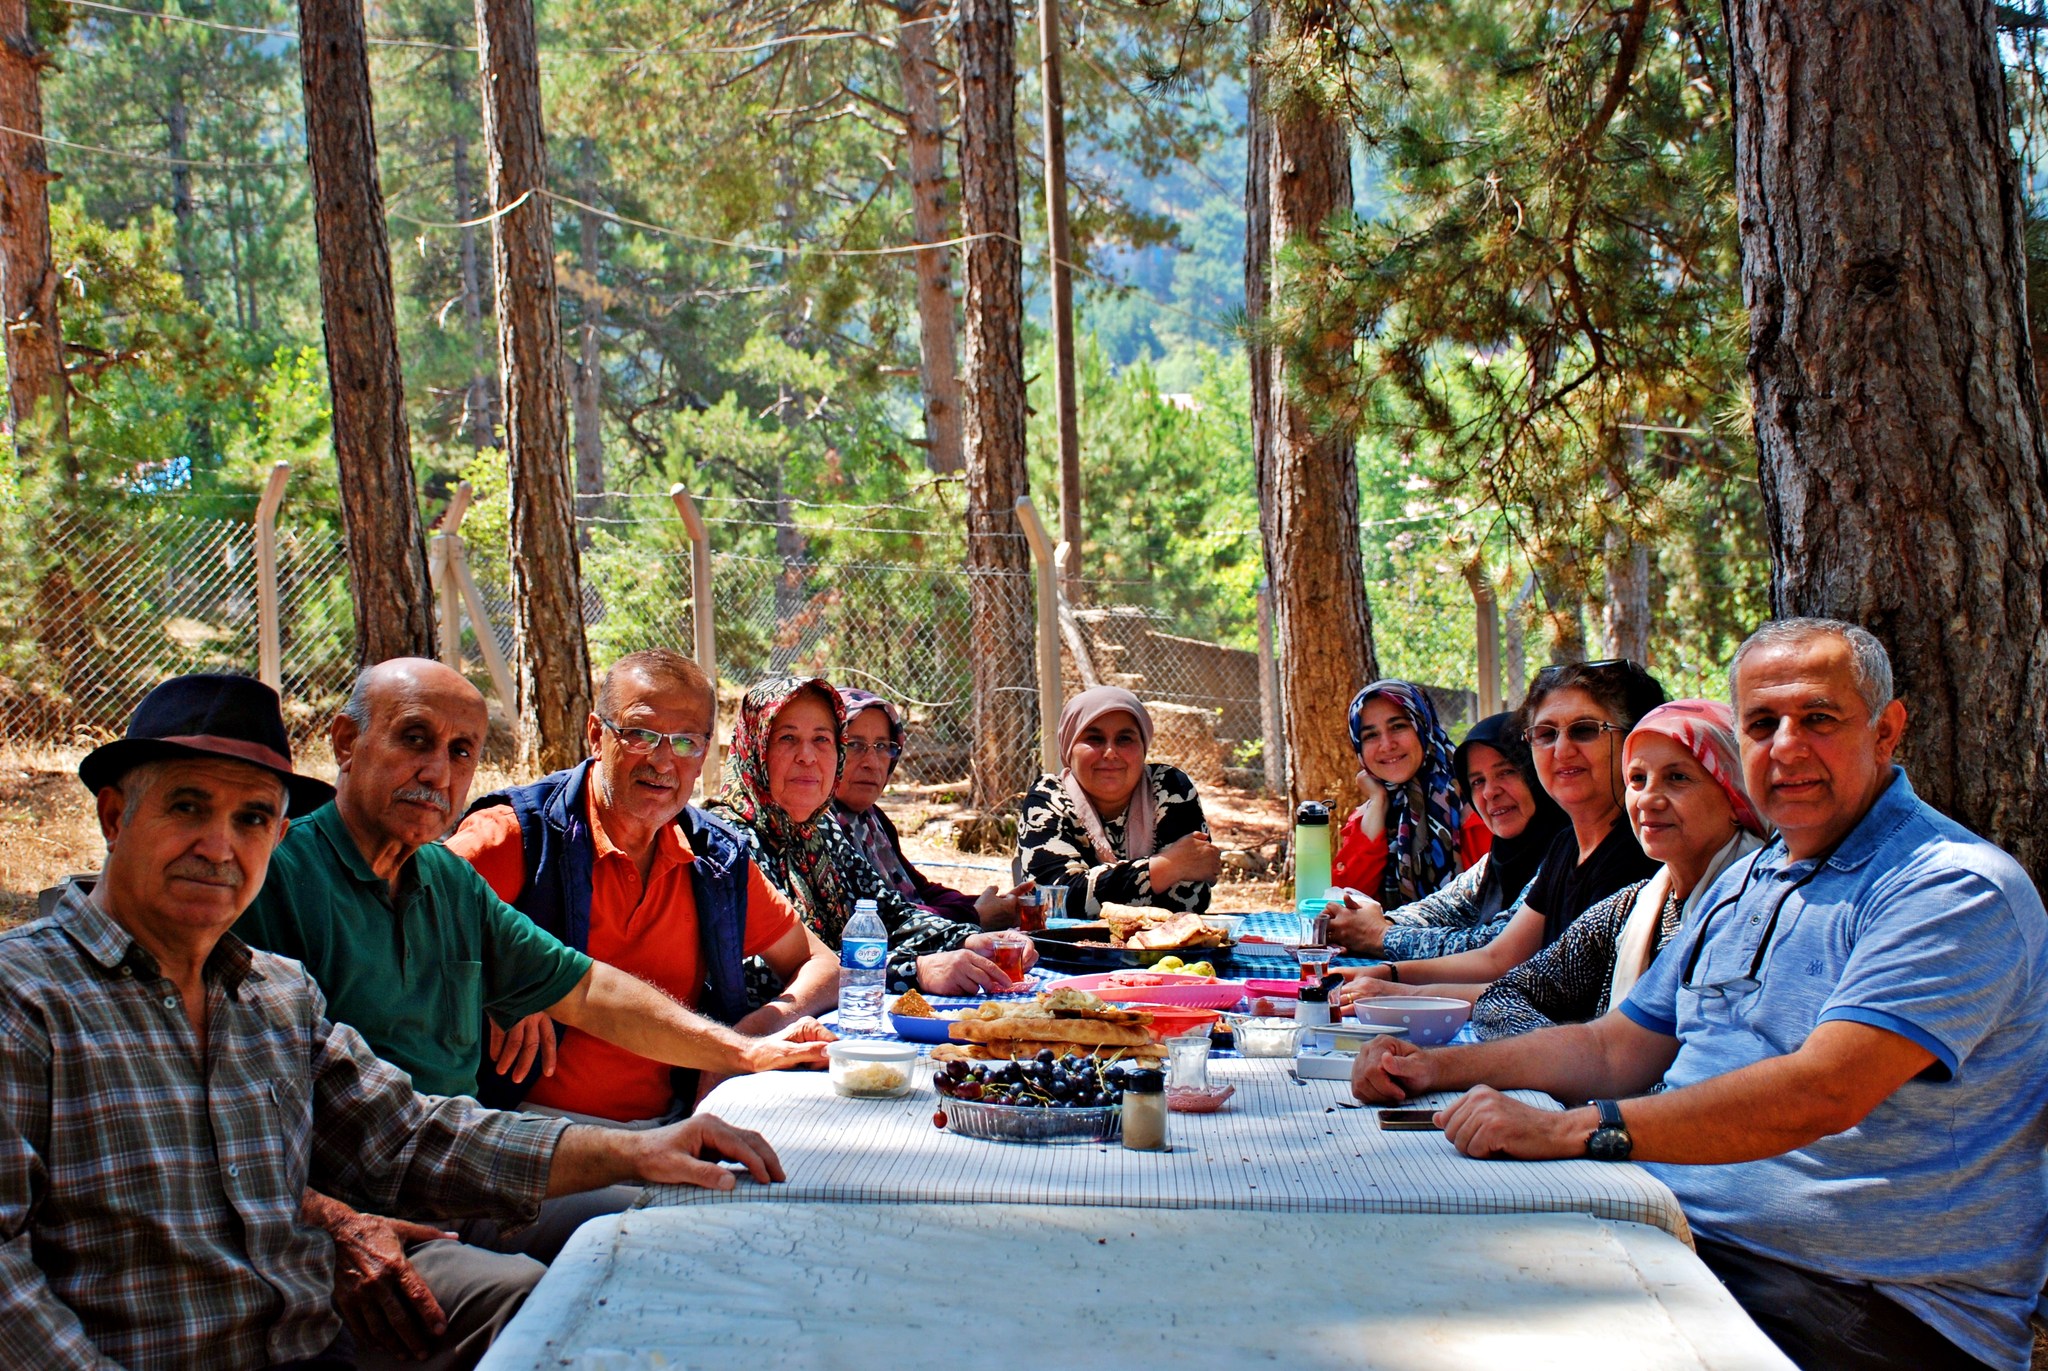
[1586, 1099, 1633, 1162]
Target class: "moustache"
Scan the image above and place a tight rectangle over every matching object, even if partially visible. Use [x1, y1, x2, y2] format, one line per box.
[630, 764, 676, 787]
[166, 855, 244, 888]
[393, 784, 450, 813]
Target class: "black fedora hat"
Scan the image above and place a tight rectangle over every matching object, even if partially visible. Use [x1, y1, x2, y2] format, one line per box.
[78, 673, 335, 814]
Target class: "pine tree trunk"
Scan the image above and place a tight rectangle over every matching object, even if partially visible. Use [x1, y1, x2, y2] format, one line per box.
[1039, 0, 1083, 602]
[164, 84, 203, 304]
[475, 0, 593, 768]
[958, 0, 1037, 810]
[296, 0, 435, 665]
[1730, 0, 2048, 883]
[446, 45, 497, 448]
[572, 137, 603, 524]
[1245, 0, 1378, 822]
[1601, 426, 1651, 662]
[0, 0, 65, 444]
[894, 0, 964, 477]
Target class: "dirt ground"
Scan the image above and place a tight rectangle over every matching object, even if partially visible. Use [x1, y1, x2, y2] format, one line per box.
[0, 745, 1293, 926]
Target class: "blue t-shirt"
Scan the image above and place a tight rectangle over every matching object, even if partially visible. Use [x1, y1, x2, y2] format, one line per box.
[1622, 768, 2048, 1371]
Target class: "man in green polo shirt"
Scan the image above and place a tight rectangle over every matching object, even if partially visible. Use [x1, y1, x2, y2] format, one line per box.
[237, 658, 833, 1371]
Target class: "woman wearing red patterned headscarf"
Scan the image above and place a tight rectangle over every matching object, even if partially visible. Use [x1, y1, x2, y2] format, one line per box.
[1469, 699, 1770, 1038]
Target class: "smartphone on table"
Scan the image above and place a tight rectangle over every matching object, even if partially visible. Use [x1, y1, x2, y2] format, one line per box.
[1377, 1107, 1442, 1131]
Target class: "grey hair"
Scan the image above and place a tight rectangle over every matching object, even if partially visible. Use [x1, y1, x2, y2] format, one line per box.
[114, 756, 289, 823]
[340, 669, 375, 732]
[1729, 617, 1895, 716]
[116, 759, 173, 825]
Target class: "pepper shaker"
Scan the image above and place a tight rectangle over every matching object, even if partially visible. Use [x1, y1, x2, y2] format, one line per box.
[1120, 1068, 1168, 1151]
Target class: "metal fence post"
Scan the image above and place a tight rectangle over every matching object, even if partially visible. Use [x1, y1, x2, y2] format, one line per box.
[1465, 559, 1502, 718]
[252, 461, 290, 690]
[1013, 495, 1062, 776]
[434, 482, 474, 674]
[669, 483, 722, 796]
[1256, 579, 1285, 794]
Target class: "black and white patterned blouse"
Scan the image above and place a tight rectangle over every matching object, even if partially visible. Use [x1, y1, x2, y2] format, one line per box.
[1015, 764, 1213, 918]
[1471, 879, 1678, 1039]
[1378, 857, 1538, 961]
[728, 810, 977, 1006]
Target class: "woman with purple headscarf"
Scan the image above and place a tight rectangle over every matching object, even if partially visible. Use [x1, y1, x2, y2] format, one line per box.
[1014, 686, 1220, 919]
[831, 687, 1037, 928]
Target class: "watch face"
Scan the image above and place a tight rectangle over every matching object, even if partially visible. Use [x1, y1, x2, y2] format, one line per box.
[1587, 1126, 1632, 1162]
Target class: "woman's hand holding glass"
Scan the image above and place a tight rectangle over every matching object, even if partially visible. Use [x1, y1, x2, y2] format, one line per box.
[1327, 888, 1390, 955]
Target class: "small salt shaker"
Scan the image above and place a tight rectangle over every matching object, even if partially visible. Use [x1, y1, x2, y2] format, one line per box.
[1294, 981, 1332, 1029]
[1120, 1068, 1169, 1151]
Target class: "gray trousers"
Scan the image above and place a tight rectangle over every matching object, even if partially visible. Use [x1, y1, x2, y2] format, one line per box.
[354, 1186, 641, 1371]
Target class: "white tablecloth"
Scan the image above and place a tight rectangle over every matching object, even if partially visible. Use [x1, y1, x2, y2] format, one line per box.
[641, 1057, 1691, 1241]
[478, 1203, 1790, 1371]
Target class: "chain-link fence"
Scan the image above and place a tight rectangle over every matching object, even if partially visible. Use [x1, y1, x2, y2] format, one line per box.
[0, 492, 1494, 788]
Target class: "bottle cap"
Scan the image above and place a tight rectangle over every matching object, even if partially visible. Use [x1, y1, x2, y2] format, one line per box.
[1125, 1068, 1166, 1092]
[1299, 984, 1330, 1003]
[1295, 801, 1330, 826]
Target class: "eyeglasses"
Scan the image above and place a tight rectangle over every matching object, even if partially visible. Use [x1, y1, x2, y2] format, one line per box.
[1679, 842, 1837, 1002]
[1526, 719, 1625, 749]
[1534, 657, 1641, 683]
[599, 717, 710, 757]
[843, 740, 903, 760]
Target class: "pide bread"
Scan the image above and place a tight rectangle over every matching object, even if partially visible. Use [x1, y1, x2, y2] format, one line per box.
[932, 1040, 1166, 1063]
[951, 1017, 1153, 1047]
[945, 987, 1157, 1051]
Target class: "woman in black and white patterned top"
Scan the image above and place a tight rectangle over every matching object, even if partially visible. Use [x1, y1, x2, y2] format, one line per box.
[1015, 686, 1220, 918]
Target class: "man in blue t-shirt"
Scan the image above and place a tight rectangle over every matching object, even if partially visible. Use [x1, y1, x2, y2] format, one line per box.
[1350, 618, 2048, 1371]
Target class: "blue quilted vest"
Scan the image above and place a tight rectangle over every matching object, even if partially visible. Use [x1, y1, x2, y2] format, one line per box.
[465, 759, 752, 1111]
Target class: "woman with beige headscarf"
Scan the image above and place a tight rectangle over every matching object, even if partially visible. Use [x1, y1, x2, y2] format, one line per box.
[1014, 686, 1221, 919]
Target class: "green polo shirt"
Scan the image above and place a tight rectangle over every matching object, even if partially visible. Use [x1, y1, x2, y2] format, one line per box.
[234, 802, 592, 1098]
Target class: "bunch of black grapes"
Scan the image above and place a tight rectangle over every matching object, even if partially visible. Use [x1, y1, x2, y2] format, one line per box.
[932, 1049, 1135, 1109]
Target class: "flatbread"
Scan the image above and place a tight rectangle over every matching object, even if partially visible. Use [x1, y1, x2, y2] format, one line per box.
[950, 1017, 1154, 1048]
[931, 1040, 1166, 1063]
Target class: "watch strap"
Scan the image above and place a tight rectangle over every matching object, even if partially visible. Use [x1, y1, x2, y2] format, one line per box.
[1595, 1098, 1625, 1130]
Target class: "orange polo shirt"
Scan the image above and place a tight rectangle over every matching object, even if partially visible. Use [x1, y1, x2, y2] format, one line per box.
[447, 785, 800, 1122]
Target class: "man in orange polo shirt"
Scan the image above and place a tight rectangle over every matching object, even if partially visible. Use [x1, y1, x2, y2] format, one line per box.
[447, 650, 840, 1123]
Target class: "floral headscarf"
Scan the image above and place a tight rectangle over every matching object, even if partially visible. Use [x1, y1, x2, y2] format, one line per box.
[709, 676, 852, 935]
[1348, 679, 1466, 903]
[1623, 699, 1766, 837]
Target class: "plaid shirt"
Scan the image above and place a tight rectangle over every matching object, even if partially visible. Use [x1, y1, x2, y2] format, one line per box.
[0, 884, 572, 1371]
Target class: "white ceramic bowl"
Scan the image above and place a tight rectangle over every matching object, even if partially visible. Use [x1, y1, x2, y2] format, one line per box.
[826, 1039, 919, 1097]
[1353, 996, 1472, 1046]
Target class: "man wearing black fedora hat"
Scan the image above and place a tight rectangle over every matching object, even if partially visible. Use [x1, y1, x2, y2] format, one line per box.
[0, 673, 792, 1371]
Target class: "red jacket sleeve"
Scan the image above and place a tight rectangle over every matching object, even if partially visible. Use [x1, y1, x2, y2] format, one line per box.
[1458, 808, 1492, 870]
[1332, 809, 1388, 900]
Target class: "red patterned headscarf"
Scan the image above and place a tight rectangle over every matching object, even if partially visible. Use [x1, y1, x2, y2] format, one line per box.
[1623, 699, 1765, 837]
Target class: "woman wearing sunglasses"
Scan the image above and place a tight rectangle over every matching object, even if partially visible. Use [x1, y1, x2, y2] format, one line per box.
[708, 676, 1031, 998]
[1470, 699, 1769, 1037]
[830, 687, 1037, 929]
[1337, 659, 1665, 1006]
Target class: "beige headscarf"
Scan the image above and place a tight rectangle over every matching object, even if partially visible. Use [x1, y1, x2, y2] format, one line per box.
[1056, 686, 1158, 864]
[1606, 700, 1771, 1008]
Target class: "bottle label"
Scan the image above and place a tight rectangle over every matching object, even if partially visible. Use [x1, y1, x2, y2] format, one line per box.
[844, 939, 886, 970]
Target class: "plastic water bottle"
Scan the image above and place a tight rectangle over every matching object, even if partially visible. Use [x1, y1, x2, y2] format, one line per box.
[1293, 801, 1333, 924]
[838, 898, 888, 1031]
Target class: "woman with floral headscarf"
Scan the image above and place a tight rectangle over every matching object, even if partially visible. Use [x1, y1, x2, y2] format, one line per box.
[831, 687, 1037, 928]
[708, 676, 1029, 1001]
[1333, 680, 1492, 905]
